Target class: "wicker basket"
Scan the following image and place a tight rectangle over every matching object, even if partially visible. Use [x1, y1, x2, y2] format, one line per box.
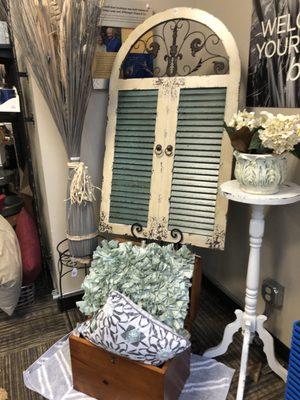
[16, 283, 35, 310]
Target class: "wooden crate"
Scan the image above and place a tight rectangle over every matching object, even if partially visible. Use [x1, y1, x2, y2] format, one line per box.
[70, 243, 201, 399]
[70, 335, 191, 400]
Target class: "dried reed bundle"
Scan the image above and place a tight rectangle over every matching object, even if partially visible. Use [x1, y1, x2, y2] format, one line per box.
[8, 0, 103, 258]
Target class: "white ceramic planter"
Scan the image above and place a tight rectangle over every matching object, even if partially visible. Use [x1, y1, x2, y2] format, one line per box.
[234, 151, 287, 195]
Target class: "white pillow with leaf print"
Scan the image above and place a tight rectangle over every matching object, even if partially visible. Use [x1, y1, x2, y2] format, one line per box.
[78, 291, 190, 366]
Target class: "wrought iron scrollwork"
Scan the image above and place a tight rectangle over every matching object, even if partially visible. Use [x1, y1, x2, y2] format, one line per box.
[131, 222, 183, 248]
[171, 229, 184, 249]
[131, 223, 143, 239]
[123, 18, 229, 78]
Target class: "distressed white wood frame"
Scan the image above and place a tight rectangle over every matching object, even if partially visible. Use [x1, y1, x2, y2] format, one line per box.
[100, 7, 241, 249]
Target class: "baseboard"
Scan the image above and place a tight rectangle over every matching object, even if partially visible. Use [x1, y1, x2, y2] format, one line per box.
[57, 291, 84, 312]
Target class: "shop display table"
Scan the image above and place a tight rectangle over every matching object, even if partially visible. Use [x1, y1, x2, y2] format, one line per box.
[204, 180, 300, 400]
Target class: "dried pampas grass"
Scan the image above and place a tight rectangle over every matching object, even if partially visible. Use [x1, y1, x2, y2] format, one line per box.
[9, 0, 101, 159]
[8, 0, 104, 258]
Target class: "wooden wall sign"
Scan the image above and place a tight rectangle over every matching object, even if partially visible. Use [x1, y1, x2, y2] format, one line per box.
[100, 8, 241, 250]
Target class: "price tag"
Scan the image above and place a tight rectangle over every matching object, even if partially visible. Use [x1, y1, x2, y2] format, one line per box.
[71, 268, 78, 278]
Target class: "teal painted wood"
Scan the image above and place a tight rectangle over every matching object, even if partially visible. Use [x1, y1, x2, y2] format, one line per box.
[181, 88, 226, 95]
[170, 196, 216, 206]
[110, 89, 158, 227]
[175, 149, 221, 157]
[172, 185, 218, 194]
[172, 162, 220, 170]
[115, 137, 154, 143]
[118, 109, 157, 115]
[178, 107, 225, 114]
[169, 202, 215, 212]
[177, 132, 222, 140]
[168, 225, 215, 236]
[171, 191, 217, 201]
[170, 207, 215, 218]
[119, 90, 158, 97]
[110, 208, 148, 218]
[118, 114, 156, 124]
[176, 138, 222, 145]
[169, 214, 215, 224]
[116, 127, 156, 132]
[173, 167, 219, 175]
[111, 201, 150, 211]
[178, 116, 224, 122]
[112, 177, 151, 186]
[118, 101, 158, 108]
[169, 87, 227, 237]
[178, 100, 226, 107]
[172, 179, 218, 188]
[112, 168, 152, 177]
[177, 123, 224, 130]
[169, 219, 214, 231]
[175, 155, 220, 163]
[112, 159, 153, 166]
[173, 173, 219, 182]
[111, 192, 150, 201]
[111, 183, 150, 193]
[114, 147, 154, 155]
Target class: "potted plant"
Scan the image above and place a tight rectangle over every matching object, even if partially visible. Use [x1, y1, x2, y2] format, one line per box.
[224, 110, 300, 194]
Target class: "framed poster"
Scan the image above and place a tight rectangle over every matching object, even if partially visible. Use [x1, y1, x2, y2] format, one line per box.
[93, 0, 152, 82]
[247, 0, 300, 108]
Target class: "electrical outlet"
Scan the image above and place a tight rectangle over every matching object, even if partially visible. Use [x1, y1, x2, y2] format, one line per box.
[262, 278, 284, 309]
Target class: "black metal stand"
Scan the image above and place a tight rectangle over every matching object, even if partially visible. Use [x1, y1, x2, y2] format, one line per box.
[56, 239, 92, 311]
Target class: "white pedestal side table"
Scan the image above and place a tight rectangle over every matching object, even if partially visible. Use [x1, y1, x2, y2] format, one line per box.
[203, 180, 300, 400]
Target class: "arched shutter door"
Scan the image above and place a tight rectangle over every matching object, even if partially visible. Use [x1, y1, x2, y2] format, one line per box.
[100, 8, 241, 250]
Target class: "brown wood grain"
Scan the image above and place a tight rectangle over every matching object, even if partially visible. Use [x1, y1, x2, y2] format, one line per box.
[185, 255, 202, 331]
[70, 335, 190, 400]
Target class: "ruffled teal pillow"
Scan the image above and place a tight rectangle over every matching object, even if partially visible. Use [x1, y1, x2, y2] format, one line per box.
[77, 240, 195, 335]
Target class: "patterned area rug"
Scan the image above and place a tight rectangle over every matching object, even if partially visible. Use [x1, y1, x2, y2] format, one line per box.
[24, 335, 234, 400]
[0, 282, 287, 399]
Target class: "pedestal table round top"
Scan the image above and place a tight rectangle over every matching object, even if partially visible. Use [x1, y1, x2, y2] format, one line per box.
[220, 180, 300, 206]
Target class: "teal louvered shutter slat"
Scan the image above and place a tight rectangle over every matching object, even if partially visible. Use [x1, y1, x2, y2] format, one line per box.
[109, 89, 158, 227]
[168, 87, 227, 237]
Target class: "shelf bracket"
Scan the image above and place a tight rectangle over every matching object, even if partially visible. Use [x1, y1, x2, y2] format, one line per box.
[18, 71, 28, 79]
[24, 115, 35, 124]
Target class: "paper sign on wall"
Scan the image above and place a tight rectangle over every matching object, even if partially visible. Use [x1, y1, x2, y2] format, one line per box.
[93, 0, 152, 81]
[100, 0, 152, 28]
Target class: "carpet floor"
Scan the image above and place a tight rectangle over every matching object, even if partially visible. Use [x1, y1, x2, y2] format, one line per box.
[0, 282, 287, 399]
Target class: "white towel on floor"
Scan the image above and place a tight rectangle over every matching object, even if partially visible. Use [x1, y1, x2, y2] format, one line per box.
[23, 334, 234, 400]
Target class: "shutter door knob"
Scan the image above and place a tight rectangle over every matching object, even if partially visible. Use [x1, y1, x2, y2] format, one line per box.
[155, 144, 163, 155]
[165, 145, 173, 156]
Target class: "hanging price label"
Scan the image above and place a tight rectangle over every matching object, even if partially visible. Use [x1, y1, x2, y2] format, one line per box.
[71, 268, 78, 278]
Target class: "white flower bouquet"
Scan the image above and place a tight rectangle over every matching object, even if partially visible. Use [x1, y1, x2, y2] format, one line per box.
[224, 110, 300, 157]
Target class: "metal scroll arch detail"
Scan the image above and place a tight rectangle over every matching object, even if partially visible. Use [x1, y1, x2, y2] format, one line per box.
[123, 18, 229, 78]
[131, 222, 183, 249]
